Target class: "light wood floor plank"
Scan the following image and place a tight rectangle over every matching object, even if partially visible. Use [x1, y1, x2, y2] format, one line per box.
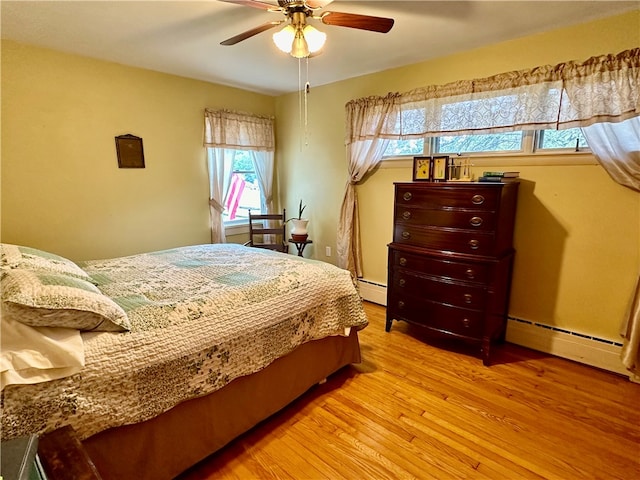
[178, 302, 640, 480]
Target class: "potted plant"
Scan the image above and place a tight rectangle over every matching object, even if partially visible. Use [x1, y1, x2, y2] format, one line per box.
[288, 200, 309, 242]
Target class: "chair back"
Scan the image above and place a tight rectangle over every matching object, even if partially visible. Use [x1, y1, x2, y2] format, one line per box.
[246, 209, 288, 253]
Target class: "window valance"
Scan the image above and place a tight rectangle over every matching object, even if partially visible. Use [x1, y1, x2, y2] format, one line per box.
[346, 48, 640, 144]
[204, 109, 275, 151]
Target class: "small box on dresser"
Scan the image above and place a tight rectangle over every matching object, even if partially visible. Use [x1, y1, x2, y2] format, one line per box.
[386, 181, 519, 365]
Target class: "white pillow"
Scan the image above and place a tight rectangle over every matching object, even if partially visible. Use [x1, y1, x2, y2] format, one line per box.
[1, 315, 85, 390]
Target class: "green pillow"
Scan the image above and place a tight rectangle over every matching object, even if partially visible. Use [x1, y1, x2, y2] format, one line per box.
[1, 269, 130, 332]
[0, 243, 96, 284]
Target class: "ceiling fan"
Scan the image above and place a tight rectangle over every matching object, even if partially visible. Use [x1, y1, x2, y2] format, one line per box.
[219, 0, 394, 58]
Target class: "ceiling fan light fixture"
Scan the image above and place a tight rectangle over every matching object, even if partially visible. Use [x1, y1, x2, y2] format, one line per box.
[302, 24, 326, 53]
[290, 28, 309, 58]
[272, 24, 296, 53]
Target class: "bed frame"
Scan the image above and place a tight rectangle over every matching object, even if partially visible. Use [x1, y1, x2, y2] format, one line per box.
[69, 330, 362, 480]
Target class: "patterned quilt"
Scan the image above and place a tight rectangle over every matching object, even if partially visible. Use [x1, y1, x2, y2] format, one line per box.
[1, 244, 368, 440]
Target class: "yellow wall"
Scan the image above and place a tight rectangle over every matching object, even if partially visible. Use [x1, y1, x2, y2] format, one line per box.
[2, 12, 639, 344]
[276, 10, 640, 341]
[1, 40, 275, 261]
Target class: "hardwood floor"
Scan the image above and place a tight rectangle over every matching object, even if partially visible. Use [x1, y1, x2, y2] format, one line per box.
[179, 301, 640, 480]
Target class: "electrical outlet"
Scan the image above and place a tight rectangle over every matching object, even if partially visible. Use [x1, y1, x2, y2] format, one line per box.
[325, 246, 331, 257]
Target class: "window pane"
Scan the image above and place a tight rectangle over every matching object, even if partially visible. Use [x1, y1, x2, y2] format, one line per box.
[383, 138, 424, 157]
[223, 151, 262, 222]
[538, 128, 588, 150]
[436, 132, 523, 154]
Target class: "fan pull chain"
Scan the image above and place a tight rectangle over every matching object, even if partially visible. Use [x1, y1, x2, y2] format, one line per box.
[298, 58, 303, 151]
[304, 57, 310, 147]
[297, 57, 311, 150]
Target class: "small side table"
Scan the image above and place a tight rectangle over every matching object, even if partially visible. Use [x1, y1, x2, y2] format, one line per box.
[289, 238, 312, 257]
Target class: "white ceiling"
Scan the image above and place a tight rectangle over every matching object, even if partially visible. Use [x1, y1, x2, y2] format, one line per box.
[2, 1, 637, 96]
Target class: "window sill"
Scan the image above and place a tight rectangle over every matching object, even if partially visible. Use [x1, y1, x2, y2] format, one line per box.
[224, 222, 249, 236]
[380, 152, 598, 168]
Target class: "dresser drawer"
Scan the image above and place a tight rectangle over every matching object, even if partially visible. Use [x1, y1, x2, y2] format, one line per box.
[395, 185, 500, 210]
[391, 271, 488, 309]
[393, 225, 496, 255]
[388, 294, 483, 338]
[390, 250, 491, 284]
[395, 205, 497, 231]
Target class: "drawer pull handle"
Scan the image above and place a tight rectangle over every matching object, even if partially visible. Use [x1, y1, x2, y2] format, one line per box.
[463, 294, 473, 304]
[403, 192, 413, 201]
[398, 278, 406, 287]
[470, 216, 483, 227]
[462, 318, 471, 328]
[402, 231, 411, 240]
[468, 239, 480, 250]
[465, 268, 475, 279]
[402, 211, 412, 220]
[398, 300, 405, 309]
[399, 257, 407, 266]
[471, 194, 485, 205]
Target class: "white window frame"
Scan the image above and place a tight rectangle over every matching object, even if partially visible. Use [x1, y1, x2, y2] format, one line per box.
[381, 129, 595, 168]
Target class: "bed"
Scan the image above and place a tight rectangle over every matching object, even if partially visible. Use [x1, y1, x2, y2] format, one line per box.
[0, 243, 368, 479]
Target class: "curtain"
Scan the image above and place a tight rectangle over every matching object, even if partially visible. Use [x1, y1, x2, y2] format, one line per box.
[582, 116, 640, 377]
[622, 277, 640, 381]
[206, 148, 234, 244]
[204, 109, 275, 243]
[251, 150, 276, 242]
[337, 94, 398, 276]
[204, 109, 275, 151]
[346, 48, 639, 141]
[250, 150, 275, 214]
[582, 117, 640, 193]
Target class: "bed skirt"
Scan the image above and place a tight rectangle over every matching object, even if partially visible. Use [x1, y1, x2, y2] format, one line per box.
[82, 330, 362, 480]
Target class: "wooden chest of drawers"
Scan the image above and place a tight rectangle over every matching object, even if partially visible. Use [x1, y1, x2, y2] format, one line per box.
[386, 181, 519, 365]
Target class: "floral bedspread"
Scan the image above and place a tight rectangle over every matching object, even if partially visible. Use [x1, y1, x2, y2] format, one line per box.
[1, 244, 368, 440]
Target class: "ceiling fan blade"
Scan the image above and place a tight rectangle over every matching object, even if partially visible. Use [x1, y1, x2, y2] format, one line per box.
[321, 11, 394, 33]
[220, 21, 284, 46]
[218, 0, 280, 11]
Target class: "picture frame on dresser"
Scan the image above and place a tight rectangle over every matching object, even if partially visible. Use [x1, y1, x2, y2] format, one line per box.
[431, 155, 449, 182]
[412, 156, 432, 181]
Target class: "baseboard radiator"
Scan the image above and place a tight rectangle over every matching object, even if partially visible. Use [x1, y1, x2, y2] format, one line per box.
[358, 279, 629, 377]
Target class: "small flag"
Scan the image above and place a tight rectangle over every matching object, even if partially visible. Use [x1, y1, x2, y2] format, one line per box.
[225, 173, 246, 220]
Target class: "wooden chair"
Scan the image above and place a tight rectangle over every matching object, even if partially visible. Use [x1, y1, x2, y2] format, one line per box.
[244, 209, 288, 253]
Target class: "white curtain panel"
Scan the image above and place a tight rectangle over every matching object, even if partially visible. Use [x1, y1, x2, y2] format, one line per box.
[338, 94, 398, 277]
[582, 116, 640, 377]
[582, 117, 640, 193]
[206, 148, 234, 244]
[251, 150, 276, 243]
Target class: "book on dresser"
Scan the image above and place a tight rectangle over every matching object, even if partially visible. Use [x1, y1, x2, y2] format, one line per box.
[482, 171, 520, 177]
[386, 181, 519, 365]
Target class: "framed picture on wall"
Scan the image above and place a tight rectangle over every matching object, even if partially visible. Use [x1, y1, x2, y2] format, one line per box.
[432, 155, 449, 182]
[412, 156, 432, 181]
[115, 134, 145, 168]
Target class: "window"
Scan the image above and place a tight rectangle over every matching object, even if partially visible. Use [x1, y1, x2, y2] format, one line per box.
[383, 128, 589, 158]
[435, 132, 524, 154]
[385, 139, 424, 157]
[223, 150, 263, 224]
[536, 127, 588, 151]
